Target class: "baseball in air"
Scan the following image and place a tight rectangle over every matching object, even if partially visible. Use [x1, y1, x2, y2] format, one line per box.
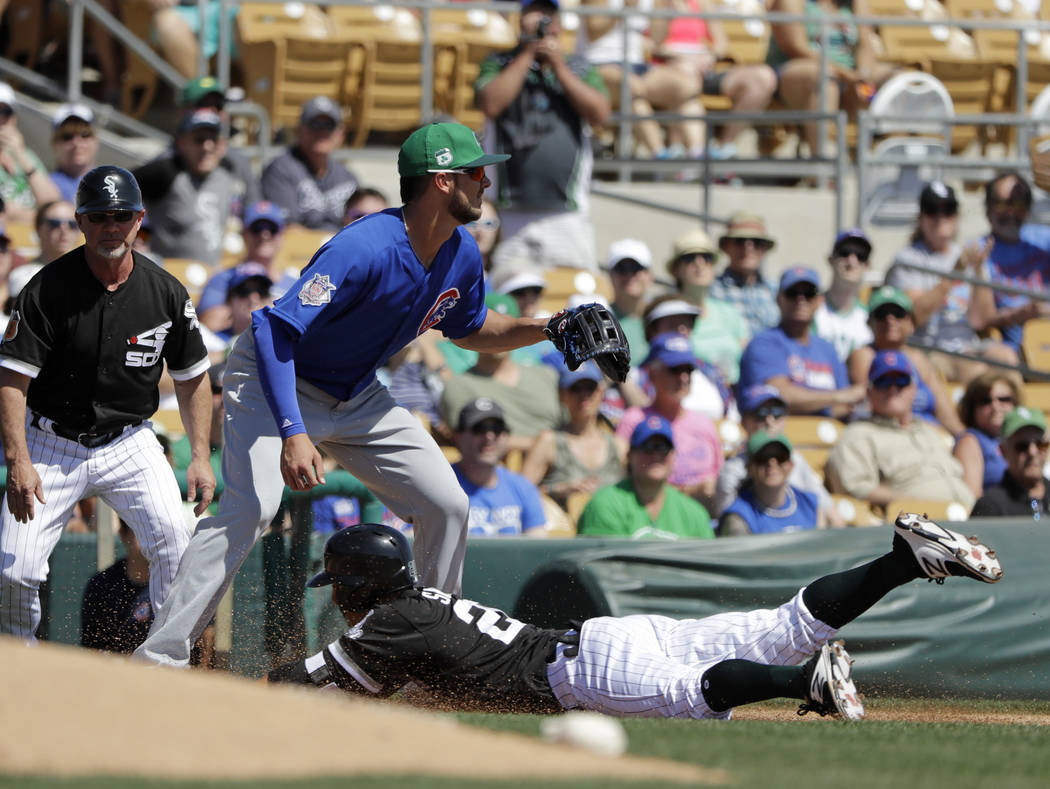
[539, 711, 628, 757]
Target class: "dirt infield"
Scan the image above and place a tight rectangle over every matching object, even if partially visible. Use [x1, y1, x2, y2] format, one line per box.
[733, 702, 1050, 725]
[0, 639, 726, 784]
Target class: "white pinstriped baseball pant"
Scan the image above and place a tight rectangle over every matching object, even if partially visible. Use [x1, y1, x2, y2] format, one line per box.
[545, 589, 837, 719]
[0, 421, 190, 640]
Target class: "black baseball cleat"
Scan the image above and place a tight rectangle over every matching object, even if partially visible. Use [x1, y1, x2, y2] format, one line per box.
[798, 640, 865, 721]
[893, 512, 1004, 584]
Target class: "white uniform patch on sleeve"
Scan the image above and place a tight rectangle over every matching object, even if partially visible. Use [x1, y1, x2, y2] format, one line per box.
[305, 652, 326, 674]
[328, 640, 383, 694]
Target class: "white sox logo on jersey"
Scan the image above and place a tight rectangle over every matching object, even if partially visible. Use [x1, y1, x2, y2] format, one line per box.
[298, 273, 337, 307]
[184, 299, 200, 331]
[126, 321, 171, 367]
[417, 288, 460, 335]
[103, 175, 120, 199]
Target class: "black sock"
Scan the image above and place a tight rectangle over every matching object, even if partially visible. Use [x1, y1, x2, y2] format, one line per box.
[701, 660, 806, 712]
[802, 548, 921, 629]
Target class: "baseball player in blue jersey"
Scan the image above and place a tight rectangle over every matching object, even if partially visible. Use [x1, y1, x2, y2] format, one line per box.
[135, 122, 559, 667]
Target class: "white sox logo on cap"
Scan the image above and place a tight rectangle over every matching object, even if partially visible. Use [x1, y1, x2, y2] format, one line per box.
[103, 174, 120, 200]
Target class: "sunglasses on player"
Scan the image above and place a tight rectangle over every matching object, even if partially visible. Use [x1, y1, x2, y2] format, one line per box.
[428, 166, 486, 182]
[85, 210, 135, 224]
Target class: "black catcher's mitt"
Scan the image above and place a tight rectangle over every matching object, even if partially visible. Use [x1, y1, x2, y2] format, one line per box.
[544, 303, 631, 382]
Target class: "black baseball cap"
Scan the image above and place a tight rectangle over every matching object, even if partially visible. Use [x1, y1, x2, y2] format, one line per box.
[457, 397, 508, 432]
[919, 181, 958, 215]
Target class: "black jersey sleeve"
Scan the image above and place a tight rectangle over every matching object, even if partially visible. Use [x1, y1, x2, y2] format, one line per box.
[0, 276, 58, 377]
[139, 258, 209, 380]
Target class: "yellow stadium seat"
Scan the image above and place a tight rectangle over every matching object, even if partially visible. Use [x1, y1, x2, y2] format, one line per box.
[150, 407, 186, 438]
[780, 416, 845, 448]
[162, 258, 212, 301]
[884, 497, 971, 523]
[830, 494, 885, 527]
[1022, 319, 1050, 373]
[1022, 381, 1050, 413]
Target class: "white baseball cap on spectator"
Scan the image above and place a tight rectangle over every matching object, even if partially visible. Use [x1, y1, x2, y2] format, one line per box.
[605, 238, 652, 270]
[491, 263, 547, 295]
[0, 82, 14, 110]
[52, 103, 95, 128]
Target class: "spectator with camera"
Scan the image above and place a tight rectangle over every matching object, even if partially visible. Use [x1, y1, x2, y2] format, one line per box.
[476, 0, 611, 272]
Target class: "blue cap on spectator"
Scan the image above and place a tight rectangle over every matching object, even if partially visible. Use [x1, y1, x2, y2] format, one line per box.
[868, 350, 913, 383]
[522, 0, 559, 8]
[779, 266, 821, 292]
[244, 201, 286, 231]
[630, 414, 675, 449]
[831, 228, 872, 257]
[558, 359, 603, 389]
[641, 332, 696, 369]
[740, 384, 785, 414]
[178, 107, 223, 134]
[227, 262, 273, 296]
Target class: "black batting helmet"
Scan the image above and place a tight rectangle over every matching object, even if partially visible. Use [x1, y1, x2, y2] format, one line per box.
[75, 165, 144, 215]
[308, 524, 417, 609]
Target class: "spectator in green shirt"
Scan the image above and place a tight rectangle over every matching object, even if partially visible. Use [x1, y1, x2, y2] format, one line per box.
[577, 414, 714, 540]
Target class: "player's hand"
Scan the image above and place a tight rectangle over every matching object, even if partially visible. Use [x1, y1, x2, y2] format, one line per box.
[5, 458, 45, 524]
[280, 433, 326, 491]
[185, 457, 217, 517]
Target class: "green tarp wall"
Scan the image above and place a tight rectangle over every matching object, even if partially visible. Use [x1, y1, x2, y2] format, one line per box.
[40, 520, 1050, 698]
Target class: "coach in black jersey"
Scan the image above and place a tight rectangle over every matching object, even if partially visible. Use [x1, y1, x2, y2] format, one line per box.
[0, 164, 214, 642]
[270, 520, 1003, 721]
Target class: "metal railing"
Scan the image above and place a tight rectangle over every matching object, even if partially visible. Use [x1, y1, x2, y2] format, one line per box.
[39, 0, 1050, 232]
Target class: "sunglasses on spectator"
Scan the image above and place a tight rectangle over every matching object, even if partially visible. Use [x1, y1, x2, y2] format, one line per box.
[470, 420, 508, 436]
[784, 286, 818, 301]
[989, 198, 1028, 212]
[922, 205, 957, 218]
[611, 260, 646, 275]
[0, 238, 9, 253]
[872, 374, 912, 390]
[1011, 437, 1050, 453]
[306, 117, 339, 132]
[675, 252, 716, 264]
[248, 220, 280, 235]
[42, 218, 79, 231]
[511, 286, 544, 299]
[636, 440, 673, 456]
[0, 106, 12, 120]
[977, 394, 1015, 407]
[567, 380, 599, 396]
[85, 210, 135, 224]
[833, 243, 870, 262]
[466, 218, 501, 231]
[727, 237, 772, 250]
[58, 130, 95, 142]
[751, 404, 787, 420]
[428, 166, 486, 183]
[668, 363, 695, 377]
[752, 450, 791, 466]
[873, 306, 909, 321]
[197, 96, 226, 111]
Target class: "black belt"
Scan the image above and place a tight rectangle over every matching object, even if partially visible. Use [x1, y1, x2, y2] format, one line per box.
[30, 413, 141, 448]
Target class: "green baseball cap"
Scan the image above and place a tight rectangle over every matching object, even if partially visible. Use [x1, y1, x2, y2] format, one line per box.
[484, 290, 520, 318]
[868, 285, 913, 314]
[1000, 406, 1048, 440]
[181, 76, 225, 107]
[398, 122, 510, 177]
[747, 430, 793, 457]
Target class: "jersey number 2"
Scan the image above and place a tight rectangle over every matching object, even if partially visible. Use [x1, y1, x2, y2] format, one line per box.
[422, 590, 526, 645]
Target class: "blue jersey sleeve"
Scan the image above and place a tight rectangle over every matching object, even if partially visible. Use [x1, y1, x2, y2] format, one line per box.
[739, 332, 786, 389]
[510, 472, 547, 532]
[252, 310, 306, 438]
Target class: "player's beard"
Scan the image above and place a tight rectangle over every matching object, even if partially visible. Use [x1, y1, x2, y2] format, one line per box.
[94, 240, 130, 260]
[449, 183, 482, 225]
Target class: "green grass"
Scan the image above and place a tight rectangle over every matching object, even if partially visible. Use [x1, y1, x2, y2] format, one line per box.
[4, 699, 1050, 789]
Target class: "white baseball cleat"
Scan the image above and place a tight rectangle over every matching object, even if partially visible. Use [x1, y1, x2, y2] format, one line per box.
[798, 640, 865, 721]
[893, 512, 1004, 584]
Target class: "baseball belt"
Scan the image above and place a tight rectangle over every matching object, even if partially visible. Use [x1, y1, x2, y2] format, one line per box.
[30, 412, 141, 449]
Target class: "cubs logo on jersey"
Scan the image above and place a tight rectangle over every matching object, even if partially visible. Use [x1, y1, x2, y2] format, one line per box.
[417, 288, 461, 335]
[298, 273, 337, 307]
[126, 321, 171, 367]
